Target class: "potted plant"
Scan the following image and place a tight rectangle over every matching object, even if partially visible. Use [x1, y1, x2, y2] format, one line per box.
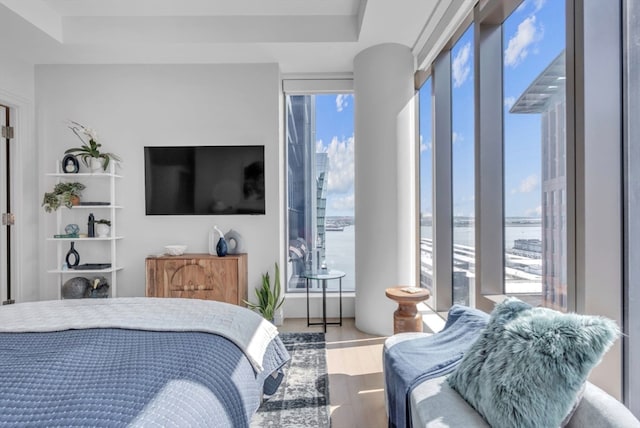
[42, 182, 86, 212]
[95, 219, 111, 238]
[244, 262, 285, 322]
[65, 121, 121, 172]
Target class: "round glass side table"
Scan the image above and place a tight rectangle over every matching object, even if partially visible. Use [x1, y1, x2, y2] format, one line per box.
[302, 269, 345, 333]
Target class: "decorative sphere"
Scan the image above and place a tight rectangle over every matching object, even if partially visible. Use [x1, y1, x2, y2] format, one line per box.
[62, 277, 90, 299]
[65, 223, 80, 235]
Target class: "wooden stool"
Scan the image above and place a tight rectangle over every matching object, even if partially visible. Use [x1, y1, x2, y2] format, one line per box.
[385, 286, 431, 334]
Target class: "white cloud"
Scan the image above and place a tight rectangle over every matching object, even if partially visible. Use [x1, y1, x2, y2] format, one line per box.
[517, 0, 546, 14]
[452, 131, 463, 144]
[504, 16, 541, 67]
[525, 205, 542, 217]
[533, 0, 546, 12]
[504, 96, 517, 109]
[420, 134, 432, 152]
[512, 174, 539, 194]
[317, 135, 355, 194]
[336, 94, 351, 112]
[452, 42, 472, 88]
[330, 194, 354, 211]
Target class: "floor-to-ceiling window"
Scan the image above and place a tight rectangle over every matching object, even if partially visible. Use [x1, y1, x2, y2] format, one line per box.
[419, 78, 433, 294]
[285, 91, 355, 293]
[503, 0, 567, 310]
[451, 25, 475, 306]
[416, 0, 630, 406]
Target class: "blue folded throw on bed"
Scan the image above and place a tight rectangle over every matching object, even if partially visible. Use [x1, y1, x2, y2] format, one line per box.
[384, 305, 489, 428]
[0, 328, 289, 427]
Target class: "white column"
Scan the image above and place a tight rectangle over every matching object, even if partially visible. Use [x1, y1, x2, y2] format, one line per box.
[354, 43, 415, 336]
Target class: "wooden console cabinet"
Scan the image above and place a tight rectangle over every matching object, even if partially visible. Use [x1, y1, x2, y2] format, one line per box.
[145, 253, 247, 306]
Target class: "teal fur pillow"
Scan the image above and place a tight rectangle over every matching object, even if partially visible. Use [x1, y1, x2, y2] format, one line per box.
[447, 298, 619, 428]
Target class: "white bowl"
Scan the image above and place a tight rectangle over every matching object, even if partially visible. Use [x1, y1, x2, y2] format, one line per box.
[164, 245, 187, 256]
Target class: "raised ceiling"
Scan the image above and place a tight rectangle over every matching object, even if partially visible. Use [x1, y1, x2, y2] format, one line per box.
[0, 0, 471, 73]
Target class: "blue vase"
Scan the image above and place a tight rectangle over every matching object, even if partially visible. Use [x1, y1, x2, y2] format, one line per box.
[216, 237, 228, 257]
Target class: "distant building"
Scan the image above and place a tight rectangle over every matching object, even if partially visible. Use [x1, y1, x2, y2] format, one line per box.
[510, 51, 567, 310]
[286, 95, 329, 284]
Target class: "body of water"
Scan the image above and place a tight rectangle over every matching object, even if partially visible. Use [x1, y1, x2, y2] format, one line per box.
[319, 224, 542, 293]
[323, 225, 355, 291]
[421, 225, 541, 250]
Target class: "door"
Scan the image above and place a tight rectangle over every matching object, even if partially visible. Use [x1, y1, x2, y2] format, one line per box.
[0, 104, 13, 304]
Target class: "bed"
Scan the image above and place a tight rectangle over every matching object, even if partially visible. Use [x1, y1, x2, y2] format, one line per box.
[0, 297, 290, 427]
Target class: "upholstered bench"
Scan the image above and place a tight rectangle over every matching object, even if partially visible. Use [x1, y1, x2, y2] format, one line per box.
[384, 299, 640, 428]
[409, 376, 640, 428]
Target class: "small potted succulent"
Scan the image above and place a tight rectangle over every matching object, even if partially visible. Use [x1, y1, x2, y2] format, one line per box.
[65, 121, 121, 172]
[244, 262, 285, 322]
[42, 182, 86, 212]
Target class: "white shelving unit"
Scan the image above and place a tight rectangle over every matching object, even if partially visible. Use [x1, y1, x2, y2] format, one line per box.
[46, 162, 123, 298]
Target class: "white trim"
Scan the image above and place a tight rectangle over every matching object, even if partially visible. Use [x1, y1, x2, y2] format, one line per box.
[0, 88, 34, 303]
[282, 77, 353, 94]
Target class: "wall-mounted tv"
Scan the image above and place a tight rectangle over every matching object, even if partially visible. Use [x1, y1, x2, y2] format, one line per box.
[144, 145, 265, 215]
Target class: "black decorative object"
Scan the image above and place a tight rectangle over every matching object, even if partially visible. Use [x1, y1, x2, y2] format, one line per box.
[65, 242, 80, 267]
[88, 213, 95, 237]
[62, 154, 79, 173]
[216, 236, 228, 257]
[85, 276, 109, 298]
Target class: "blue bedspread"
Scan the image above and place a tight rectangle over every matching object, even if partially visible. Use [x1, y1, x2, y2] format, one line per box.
[0, 328, 290, 427]
[384, 305, 489, 428]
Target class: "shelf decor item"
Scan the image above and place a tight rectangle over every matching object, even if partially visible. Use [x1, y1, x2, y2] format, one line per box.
[42, 182, 86, 212]
[164, 245, 187, 256]
[86, 276, 109, 298]
[61, 277, 90, 299]
[65, 242, 80, 268]
[224, 229, 245, 255]
[62, 154, 79, 173]
[244, 262, 284, 322]
[95, 219, 111, 238]
[88, 213, 95, 237]
[65, 121, 121, 172]
[209, 225, 228, 257]
[65, 224, 80, 235]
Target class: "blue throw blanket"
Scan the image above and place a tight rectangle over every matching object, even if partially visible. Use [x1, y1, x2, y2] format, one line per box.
[0, 328, 290, 427]
[384, 305, 489, 428]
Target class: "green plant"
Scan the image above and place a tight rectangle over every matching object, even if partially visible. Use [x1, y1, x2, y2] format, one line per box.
[42, 182, 86, 212]
[65, 121, 121, 171]
[96, 219, 111, 226]
[244, 262, 284, 321]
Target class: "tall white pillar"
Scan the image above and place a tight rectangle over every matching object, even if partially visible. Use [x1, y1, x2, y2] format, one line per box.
[354, 43, 416, 336]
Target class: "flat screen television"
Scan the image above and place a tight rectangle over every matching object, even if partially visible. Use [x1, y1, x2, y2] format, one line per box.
[144, 145, 265, 215]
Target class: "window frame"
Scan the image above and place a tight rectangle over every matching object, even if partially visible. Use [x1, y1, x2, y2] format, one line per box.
[282, 78, 355, 294]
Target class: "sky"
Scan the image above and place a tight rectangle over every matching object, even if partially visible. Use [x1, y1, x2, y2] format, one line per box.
[313, 0, 565, 219]
[315, 93, 355, 217]
[420, 0, 566, 218]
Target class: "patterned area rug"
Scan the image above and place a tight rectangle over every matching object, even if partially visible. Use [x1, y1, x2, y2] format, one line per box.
[251, 332, 330, 428]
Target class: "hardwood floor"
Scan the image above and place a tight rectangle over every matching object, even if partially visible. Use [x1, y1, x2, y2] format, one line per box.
[279, 318, 388, 428]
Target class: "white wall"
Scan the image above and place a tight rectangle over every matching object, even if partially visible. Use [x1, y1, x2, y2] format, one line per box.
[35, 64, 284, 300]
[0, 54, 39, 302]
[354, 44, 416, 336]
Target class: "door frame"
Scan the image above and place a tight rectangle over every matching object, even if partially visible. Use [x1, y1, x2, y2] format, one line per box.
[0, 88, 32, 304]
